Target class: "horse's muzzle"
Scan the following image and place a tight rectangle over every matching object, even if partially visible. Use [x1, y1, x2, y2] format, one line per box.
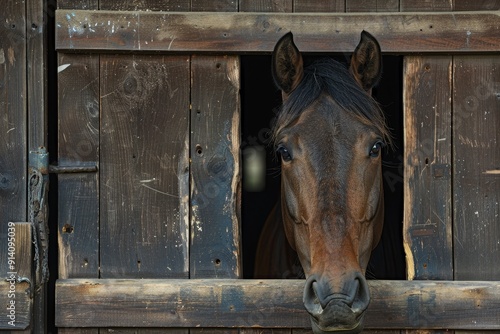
[303, 273, 370, 334]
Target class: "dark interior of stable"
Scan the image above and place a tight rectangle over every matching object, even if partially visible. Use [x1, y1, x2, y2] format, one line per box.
[240, 55, 406, 279]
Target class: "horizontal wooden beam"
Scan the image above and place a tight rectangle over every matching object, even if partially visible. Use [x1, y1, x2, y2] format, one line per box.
[56, 279, 500, 329]
[55, 10, 500, 54]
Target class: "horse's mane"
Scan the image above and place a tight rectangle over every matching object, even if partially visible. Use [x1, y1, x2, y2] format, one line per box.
[272, 58, 391, 146]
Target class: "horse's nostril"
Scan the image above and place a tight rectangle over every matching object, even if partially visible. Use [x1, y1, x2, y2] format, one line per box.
[303, 275, 323, 315]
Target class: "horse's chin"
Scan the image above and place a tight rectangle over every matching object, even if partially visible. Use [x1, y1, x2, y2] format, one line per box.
[310, 317, 364, 334]
[308, 303, 365, 334]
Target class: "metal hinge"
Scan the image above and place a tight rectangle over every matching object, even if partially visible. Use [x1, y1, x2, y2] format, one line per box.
[28, 147, 50, 291]
[28, 147, 98, 290]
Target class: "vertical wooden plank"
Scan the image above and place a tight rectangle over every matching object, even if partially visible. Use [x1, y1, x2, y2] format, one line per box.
[401, 10, 454, 334]
[57, 54, 100, 279]
[27, 0, 49, 331]
[57, 1, 99, 334]
[453, 56, 500, 280]
[400, 0, 452, 11]
[99, 54, 190, 279]
[0, 0, 27, 247]
[294, 0, 345, 12]
[453, 0, 500, 10]
[190, 55, 241, 279]
[403, 56, 453, 280]
[0, 2, 28, 332]
[346, 0, 399, 12]
[239, 0, 293, 12]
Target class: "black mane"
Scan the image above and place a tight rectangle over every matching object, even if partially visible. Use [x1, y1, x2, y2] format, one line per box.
[273, 58, 390, 145]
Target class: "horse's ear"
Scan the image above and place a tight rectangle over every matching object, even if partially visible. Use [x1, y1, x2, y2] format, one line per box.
[272, 32, 304, 99]
[349, 31, 382, 93]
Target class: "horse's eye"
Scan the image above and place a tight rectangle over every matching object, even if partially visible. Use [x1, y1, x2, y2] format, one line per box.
[277, 146, 292, 162]
[369, 141, 385, 158]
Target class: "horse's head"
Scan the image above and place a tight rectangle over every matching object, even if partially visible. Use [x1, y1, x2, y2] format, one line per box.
[272, 31, 387, 333]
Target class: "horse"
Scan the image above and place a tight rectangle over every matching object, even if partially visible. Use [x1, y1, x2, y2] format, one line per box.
[254, 31, 389, 334]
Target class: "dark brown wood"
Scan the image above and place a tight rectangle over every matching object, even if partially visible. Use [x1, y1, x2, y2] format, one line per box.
[99, 54, 190, 278]
[453, 55, 500, 280]
[99, 0, 190, 11]
[400, 0, 452, 11]
[346, 0, 399, 12]
[55, 10, 500, 54]
[0, 223, 33, 330]
[0, 0, 27, 255]
[55, 279, 500, 329]
[57, 6, 100, 334]
[294, 0, 345, 12]
[239, 0, 292, 12]
[403, 56, 453, 280]
[190, 55, 241, 279]
[192, 0, 238, 11]
[57, 53, 100, 279]
[27, 0, 47, 151]
[453, 0, 500, 10]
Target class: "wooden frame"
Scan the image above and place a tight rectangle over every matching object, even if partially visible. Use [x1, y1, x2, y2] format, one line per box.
[52, 5, 500, 333]
[56, 279, 500, 329]
[55, 10, 500, 53]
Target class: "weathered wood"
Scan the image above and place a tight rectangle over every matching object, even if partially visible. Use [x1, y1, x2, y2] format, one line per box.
[55, 279, 500, 329]
[295, 0, 345, 12]
[57, 4, 100, 334]
[0, 223, 33, 329]
[403, 56, 453, 280]
[99, 54, 190, 278]
[454, 0, 500, 11]
[239, 0, 292, 12]
[452, 55, 500, 280]
[346, 0, 399, 12]
[55, 10, 500, 54]
[99, 0, 191, 11]
[400, 0, 452, 11]
[190, 55, 241, 279]
[57, 53, 100, 279]
[0, 0, 27, 254]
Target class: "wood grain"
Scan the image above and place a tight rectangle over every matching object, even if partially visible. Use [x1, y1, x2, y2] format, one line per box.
[55, 10, 500, 53]
[56, 279, 500, 329]
[99, 54, 190, 278]
[57, 53, 100, 279]
[403, 56, 453, 280]
[190, 55, 241, 279]
[453, 55, 500, 280]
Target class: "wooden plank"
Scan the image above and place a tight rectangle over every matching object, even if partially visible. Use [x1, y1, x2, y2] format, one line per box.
[452, 55, 500, 280]
[239, 0, 292, 12]
[55, 279, 500, 329]
[346, 0, 399, 12]
[454, 0, 500, 11]
[57, 5, 99, 334]
[57, 53, 100, 279]
[190, 55, 241, 279]
[0, 223, 33, 330]
[403, 56, 453, 280]
[294, 0, 345, 12]
[55, 10, 500, 54]
[99, 54, 190, 278]
[99, 0, 190, 11]
[400, 0, 452, 11]
[0, 0, 27, 250]
[27, 0, 47, 151]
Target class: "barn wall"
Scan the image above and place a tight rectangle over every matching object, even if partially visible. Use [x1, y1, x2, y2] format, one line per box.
[52, 0, 500, 333]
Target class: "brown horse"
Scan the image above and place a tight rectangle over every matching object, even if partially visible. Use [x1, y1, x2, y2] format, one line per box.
[255, 31, 389, 333]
